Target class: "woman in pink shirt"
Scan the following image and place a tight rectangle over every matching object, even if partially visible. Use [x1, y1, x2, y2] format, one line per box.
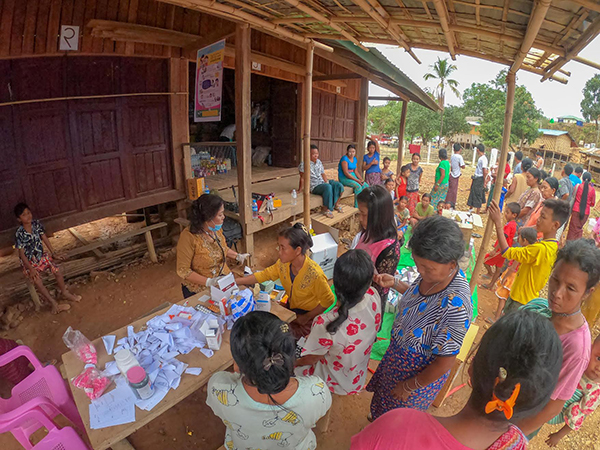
[351, 310, 562, 449]
[566, 172, 596, 241]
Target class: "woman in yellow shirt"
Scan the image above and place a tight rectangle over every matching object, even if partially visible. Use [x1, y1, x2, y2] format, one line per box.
[236, 223, 334, 338]
[176, 194, 249, 298]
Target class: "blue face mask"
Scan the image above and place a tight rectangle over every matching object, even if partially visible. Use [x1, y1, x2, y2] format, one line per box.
[208, 223, 222, 232]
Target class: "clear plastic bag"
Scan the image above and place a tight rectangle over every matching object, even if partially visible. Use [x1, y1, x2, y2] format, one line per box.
[62, 327, 97, 364]
[72, 366, 111, 400]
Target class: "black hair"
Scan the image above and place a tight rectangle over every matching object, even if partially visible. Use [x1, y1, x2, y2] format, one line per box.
[506, 202, 521, 217]
[367, 140, 377, 151]
[409, 216, 464, 264]
[14, 203, 30, 218]
[563, 164, 574, 176]
[411, 152, 421, 159]
[384, 178, 394, 185]
[329, 250, 374, 334]
[542, 198, 571, 227]
[575, 166, 584, 174]
[346, 144, 356, 152]
[521, 157, 534, 172]
[356, 185, 397, 244]
[438, 148, 448, 160]
[543, 176, 559, 196]
[190, 194, 224, 234]
[310, 144, 318, 151]
[536, 151, 543, 157]
[555, 239, 600, 290]
[527, 167, 541, 182]
[514, 151, 523, 161]
[453, 143, 462, 152]
[476, 143, 485, 153]
[279, 223, 313, 254]
[519, 227, 538, 245]
[230, 311, 296, 396]
[539, 170, 548, 183]
[421, 193, 432, 201]
[578, 172, 592, 221]
[399, 195, 409, 202]
[401, 164, 411, 173]
[438, 201, 445, 207]
[383, 157, 391, 163]
[470, 310, 562, 423]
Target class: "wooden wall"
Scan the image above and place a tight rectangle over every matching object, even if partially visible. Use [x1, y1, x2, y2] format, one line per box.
[531, 134, 574, 155]
[0, 0, 360, 100]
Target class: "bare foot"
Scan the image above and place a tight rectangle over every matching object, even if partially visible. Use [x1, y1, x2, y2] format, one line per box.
[62, 291, 81, 302]
[481, 273, 491, 280]
[51, 303, 71, 314]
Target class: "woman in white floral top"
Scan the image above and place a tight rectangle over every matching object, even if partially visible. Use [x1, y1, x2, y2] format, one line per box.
[295, 249, 381, 395]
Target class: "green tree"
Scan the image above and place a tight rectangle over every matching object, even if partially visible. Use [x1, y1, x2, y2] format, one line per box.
[405, 101, 439, 144]
[424, 57, 460, 143]
[441, 105, 470, 140]
[581, 74, 600, 144]
[368, 102, 403, 135]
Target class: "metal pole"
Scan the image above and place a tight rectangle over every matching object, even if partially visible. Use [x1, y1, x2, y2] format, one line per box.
[427, 142, 431, 165]
[303, 42, 315, 227]
[470, 71, 517, 292]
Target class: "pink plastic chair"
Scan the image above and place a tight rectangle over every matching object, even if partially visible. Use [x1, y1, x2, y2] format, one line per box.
[0, 399, 89, 449]
[0, 346, 84, 447]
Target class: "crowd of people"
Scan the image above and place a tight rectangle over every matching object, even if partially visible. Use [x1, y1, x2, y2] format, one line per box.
[10, 137, 600, 449]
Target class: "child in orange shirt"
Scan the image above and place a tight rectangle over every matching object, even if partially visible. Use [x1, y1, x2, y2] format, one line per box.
[482, 202, 520, 289]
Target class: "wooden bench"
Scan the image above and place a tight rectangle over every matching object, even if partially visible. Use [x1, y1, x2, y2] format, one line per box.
[63, 222, 168, 263]
[311, 205, 359, 230]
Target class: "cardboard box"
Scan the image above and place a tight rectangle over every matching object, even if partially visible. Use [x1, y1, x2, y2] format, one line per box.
[310, 232, 338, 279]
[199, 319, 222, 351]
[187, 177, 205, 200]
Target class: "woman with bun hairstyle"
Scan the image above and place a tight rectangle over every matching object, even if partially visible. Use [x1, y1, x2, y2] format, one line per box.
[176, 194, 250, 298]
[207, 311, 331, 450]
[236, 223, 335, 338]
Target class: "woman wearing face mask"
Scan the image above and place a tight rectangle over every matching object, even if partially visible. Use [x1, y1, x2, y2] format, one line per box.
[367, 216, 473, 420]
[176, 194, 250, 299]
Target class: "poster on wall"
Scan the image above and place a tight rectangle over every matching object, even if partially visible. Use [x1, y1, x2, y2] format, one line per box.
[194, 39, 225, 123]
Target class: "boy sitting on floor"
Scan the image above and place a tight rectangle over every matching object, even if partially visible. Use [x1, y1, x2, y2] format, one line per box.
[14, 203, 81, 314]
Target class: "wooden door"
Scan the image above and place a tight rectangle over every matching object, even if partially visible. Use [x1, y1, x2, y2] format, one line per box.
[69, 99, 129, 208]
[319, 91, 335, 141]
[270, 79, 298, 168]
[0, 107, 26, 231]
[122, 96, 172, 194]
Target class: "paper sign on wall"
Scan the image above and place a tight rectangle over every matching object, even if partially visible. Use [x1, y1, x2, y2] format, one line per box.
[59, 25, 80, 51]
[194, 39, 225, 122]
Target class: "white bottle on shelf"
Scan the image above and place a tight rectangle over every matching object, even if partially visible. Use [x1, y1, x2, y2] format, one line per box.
[291, 189, 297, 206]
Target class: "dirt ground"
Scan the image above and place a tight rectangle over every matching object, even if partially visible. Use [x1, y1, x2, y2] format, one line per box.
[1, 163, 600, 450]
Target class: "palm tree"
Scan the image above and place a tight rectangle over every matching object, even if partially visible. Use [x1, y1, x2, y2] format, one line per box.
[424, 57, 461, 145]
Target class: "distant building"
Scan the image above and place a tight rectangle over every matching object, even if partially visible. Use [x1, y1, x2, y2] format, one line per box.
[452, 119, 481, 149]
[531, 129, 577, 155]
[556, 115, 585, 126]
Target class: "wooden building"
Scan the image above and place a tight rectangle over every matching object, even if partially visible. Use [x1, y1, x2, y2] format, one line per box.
[527, 128, 580, 166]
[0, 0, 438, 250]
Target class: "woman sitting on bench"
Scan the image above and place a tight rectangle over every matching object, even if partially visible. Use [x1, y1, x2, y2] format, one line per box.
[176, 194, 250, 299]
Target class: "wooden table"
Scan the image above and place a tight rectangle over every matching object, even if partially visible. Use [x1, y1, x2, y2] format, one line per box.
[62, 292, 296, 450]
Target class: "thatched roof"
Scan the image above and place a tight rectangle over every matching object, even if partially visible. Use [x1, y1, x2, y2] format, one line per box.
[165, 0, 600, 84]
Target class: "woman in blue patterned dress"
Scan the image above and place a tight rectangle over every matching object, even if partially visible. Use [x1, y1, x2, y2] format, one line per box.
[367, 215, 473, 419]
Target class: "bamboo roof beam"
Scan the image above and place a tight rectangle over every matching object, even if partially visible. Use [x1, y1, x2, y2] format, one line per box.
[158, 0, 333, 52]
[281, 0, 368, 50]
[509, 0, 552, 73]
[574, 55, 600, 71]
[570, 0, 600, 13]
[542, 17, 600, 81]
[350, 0, 421, 63]
[431, 0, 459, 58]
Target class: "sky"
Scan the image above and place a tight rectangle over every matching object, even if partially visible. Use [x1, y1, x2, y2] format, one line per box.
[369, 35, 600, 120]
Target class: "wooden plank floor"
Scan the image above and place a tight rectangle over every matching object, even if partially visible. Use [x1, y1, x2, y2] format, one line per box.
[204, 162, 338, 192]
[311, 205, 358, 226]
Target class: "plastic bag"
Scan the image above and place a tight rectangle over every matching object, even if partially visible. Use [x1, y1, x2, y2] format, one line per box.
[229, 288, 255, 320]
[63, 327, 97, 364]
[72, 366, 111, 400]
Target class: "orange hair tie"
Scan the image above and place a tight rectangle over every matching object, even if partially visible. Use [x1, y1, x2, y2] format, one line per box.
[485, 377, 521, 420]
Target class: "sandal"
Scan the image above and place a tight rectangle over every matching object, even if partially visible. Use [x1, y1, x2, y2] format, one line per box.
[324, 211, 334, 219]
[52, 303, 71, 315]
[335, 205, 344, 213]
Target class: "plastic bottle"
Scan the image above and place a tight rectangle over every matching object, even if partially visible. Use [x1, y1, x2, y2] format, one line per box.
[291, 189, 297, 206]
[126, 366, 154, 400]
[114, 349, 140, 378]
[252, 199, 259, 219]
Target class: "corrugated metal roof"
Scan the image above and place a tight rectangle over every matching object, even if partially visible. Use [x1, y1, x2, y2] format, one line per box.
[538, 128, 569, 137]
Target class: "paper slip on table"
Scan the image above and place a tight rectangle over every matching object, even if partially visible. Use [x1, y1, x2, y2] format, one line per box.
[61, 292, 296, 450]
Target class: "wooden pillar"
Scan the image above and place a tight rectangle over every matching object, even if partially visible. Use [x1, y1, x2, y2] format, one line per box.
[235, 24, 254, 254]
[356, 77, 369, 172]
[470, 72, 517, 292]
[396, 100, 408, 175]
[303, 42, 315, 226]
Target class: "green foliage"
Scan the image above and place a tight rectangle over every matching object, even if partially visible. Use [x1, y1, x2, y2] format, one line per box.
[463, 71, 542, 148]
[581, 75, 600, 143]
[423, 57, 461, 106]
[368, 102, 404, 135]
[405, 102, 440, 143]
[442, 105, 470, 138]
